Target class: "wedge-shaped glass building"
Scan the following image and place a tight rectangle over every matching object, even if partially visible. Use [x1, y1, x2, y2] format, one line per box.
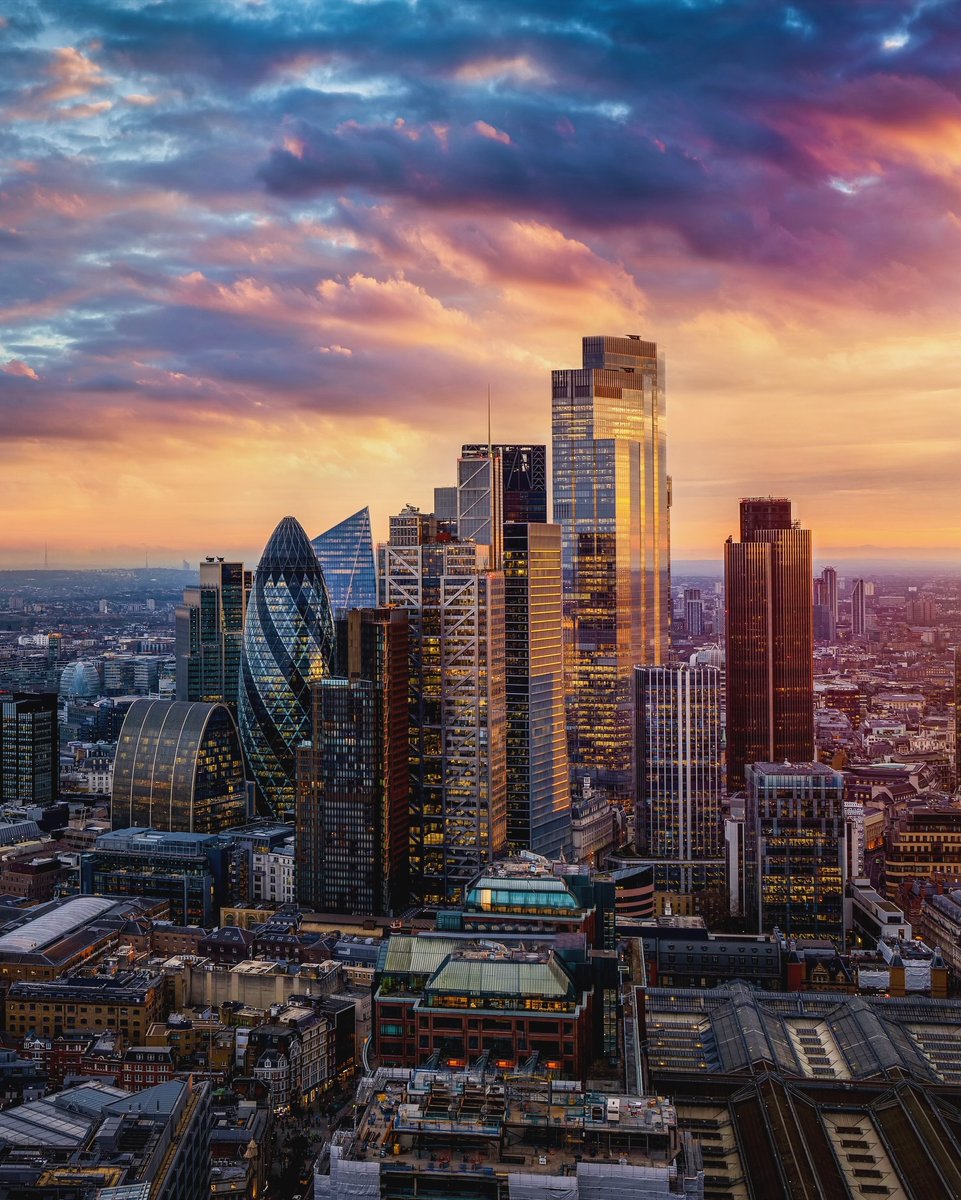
[312, 507, 377, 617]
[239, 515, 336, 817]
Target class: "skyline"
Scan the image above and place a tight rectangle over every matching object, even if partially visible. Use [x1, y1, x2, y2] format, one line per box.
[3, 1, 961, 565]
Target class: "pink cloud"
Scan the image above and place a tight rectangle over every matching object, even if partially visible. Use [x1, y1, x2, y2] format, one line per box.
[3, 360, 39, 380]
[474, 120, 511, 145]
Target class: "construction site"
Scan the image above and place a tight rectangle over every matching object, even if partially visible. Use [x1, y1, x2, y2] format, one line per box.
[315, 1064, 704, 1199]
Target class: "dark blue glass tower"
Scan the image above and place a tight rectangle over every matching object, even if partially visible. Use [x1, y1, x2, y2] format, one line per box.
[312, 507, 377, 617]
[239, 515, 336, 817]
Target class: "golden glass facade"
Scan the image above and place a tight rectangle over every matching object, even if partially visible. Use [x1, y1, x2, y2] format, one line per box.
[503, 522, 571, 857]
[724, 498, 814, 791]
[552, 336, 669, 806]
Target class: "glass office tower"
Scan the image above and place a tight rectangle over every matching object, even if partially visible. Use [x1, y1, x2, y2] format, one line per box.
[239, 515, 337, 818]
[745, 761, 848, 945]
[635, 665, 722, 860]
[175, 558, 251, 707]
[461, 444, 548, 524]
[311, 507, 377, 617]
[724, 497, 814, 791]
[503, 522, 571, 857]
[111, 699, 247, 833]
[0, 692, 58, 806]
[380, 529, 507, 904]
[551, 335, 669, 805]
[297, 606, 410, 915]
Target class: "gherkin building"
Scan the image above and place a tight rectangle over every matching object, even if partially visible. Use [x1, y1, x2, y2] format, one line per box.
[239, 515, 336, 817]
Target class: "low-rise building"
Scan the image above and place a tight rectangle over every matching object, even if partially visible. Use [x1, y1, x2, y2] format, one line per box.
[6, 970, 165, 1041]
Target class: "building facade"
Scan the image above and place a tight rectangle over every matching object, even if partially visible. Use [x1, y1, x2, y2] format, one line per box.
[81, 828, 246, 926]
[311, 506, 378, 617]
[724, 497, 814, 791]
[0, 692, 58, 807]
[379, 533, 507, 903]
[851, 577, 867, 639]
[176, 558, 251, 707]
[634, 665, 725, 905]
[297, 607, 409, 915]
[462, 443, 548, 524]
[503, 522, 571, 857]
[745, 762, 848, 945]
[111, 698, 247, 833]
[239, 515, 337, 818]
[552, 335, 669, 805]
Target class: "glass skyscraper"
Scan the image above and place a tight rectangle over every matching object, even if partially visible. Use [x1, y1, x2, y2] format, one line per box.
[552, 335, 670, 805]
[239, 515, 337, 818]
[745, 761, 848, 945]
[503, 521, 571, 858]
[175, 558, 251, 707]
[311, 507, 377, 617]
[724, 497, 814, 791]
[296, 606, 409, 915]
[380, 529, 507, 904]
[634, 665, 725, 908]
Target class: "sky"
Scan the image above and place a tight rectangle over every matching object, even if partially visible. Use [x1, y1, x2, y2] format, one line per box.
[1, 0, 960, 568]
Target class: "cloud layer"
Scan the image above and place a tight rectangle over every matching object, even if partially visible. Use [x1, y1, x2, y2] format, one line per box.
[2, 0, 960, 565]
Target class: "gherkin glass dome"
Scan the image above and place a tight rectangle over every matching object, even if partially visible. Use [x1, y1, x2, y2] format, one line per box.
[238, 515, 336, 817]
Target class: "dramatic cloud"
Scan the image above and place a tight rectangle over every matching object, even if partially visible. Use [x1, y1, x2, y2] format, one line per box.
[1, 0, 960, 564]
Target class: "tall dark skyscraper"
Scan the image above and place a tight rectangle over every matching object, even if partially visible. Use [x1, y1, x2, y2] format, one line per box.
[296, 606, 409, 915]
[552, 335, 670, 805]
[0, 692, 58, 806]
[176, 558, 251, 707]
[239, 516, 337, 818]
[724, 497, 814, 791]
[311, 507, 378, 617]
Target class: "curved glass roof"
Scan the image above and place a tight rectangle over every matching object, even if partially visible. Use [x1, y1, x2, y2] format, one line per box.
[465, 876, 579, 912]
[0, 896, 115, 954]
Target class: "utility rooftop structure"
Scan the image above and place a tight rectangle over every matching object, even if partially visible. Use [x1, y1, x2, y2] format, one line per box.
[317, 1066, 704, 1200]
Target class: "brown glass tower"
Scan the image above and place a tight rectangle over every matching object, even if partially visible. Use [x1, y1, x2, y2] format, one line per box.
[724, 498, 814, 791]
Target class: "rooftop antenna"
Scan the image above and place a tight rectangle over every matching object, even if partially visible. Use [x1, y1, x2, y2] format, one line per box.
[43, 543, 48, 569]
[487, 384, 492, 457]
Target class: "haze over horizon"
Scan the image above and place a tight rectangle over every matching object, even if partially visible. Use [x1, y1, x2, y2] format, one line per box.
[3, 1, 960, 566]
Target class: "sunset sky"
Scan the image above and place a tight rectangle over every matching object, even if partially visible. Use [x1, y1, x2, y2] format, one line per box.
[2, 0, 960, 568]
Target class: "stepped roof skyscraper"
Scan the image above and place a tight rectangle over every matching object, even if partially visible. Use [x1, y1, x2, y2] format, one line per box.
[312, 507, 377, 617]
[239, 515, 336, 817]
[551, 335, 670, 806]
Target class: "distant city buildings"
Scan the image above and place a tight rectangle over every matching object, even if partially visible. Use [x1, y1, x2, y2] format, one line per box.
[552, 336, 670, 806]
[724, 497, 814, 791]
